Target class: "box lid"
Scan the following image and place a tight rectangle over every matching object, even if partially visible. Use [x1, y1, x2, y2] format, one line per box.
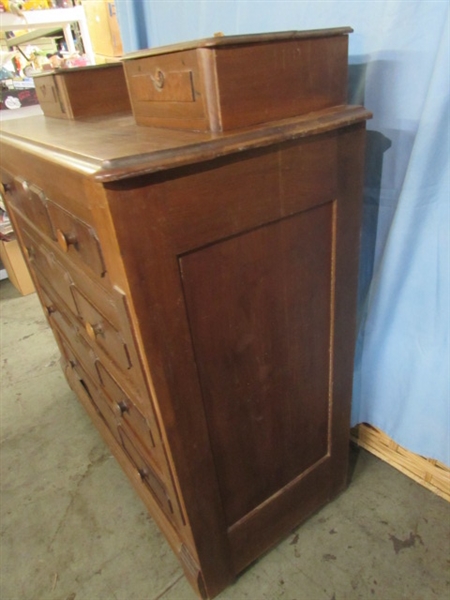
[33, 62, 123, 79]
[122, 27, 353, 61]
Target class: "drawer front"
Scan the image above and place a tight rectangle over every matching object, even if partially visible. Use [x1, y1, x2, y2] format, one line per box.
[7, 178, 55, 239]
[46, 302, 101, 385]
[17, 211, 121, 333]
[119, 427, 175, 519]
[124, 49, 209, 130]
[8, 183, 108, 289]
[54, 323, 121, 446]
[18, 210, 149, 405]
[46, 201, 106, 279]
[131, 68, 195, 103]
[65, 357, 121, 444]
[34, 76, 67, 118]
[96, 361, 161, 468]
[21, 229, 78, 315]
[72, 286, 132, 372]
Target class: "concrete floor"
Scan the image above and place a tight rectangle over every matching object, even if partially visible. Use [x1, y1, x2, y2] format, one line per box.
[1, 277, 449, 600]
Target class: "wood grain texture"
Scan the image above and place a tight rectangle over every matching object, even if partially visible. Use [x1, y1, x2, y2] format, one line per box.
[180, 204, 333, 526]
[215, 36, 348, 130]
[0, 35, 369, 594]
[0, 105, 371, 180]
[34, 64, 131, 119]
[105, 123, 367, 593]
[123, 31, 350, 131]
[122, 27, 353, 60]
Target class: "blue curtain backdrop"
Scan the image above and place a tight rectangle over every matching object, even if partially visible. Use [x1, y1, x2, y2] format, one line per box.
[115, 0, 450, 467]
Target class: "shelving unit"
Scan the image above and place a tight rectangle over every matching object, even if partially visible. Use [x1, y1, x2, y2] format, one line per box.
[0, 6, 95, 64]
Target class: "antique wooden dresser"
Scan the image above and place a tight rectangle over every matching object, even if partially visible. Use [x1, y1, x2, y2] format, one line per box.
[0, 28, 371, 599]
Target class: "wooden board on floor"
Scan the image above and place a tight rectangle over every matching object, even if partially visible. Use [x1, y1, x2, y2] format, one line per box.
[351, 424, 450, 503]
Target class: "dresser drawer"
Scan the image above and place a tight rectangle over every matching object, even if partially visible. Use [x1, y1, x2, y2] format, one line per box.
[6, 178, 55, 240]
[45, 301, 100, 385]
[53, 321, 121, 445]
[65, 358, 121, 444]
[96, 361, 161, 467]
[124, 49, 207, 131]
[79, 369, 121, 444]
[21, 229, 78, 315]
[46, 201, 106, 279]
[72, 286, 132, 372]
[10, 189, 108, 289]
[22, 214, 149, 403]
[119, 427, 175, 519]
[130, 63, 195, 104]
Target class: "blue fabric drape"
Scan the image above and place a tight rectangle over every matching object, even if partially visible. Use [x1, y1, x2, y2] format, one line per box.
[115, 0, 450, 466]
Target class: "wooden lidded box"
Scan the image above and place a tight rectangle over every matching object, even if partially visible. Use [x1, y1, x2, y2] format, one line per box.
[122, 27, 352, 132]
[33, 63, 131, 119]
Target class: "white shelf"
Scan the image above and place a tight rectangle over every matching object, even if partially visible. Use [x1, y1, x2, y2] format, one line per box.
[0, 6, 94, 63]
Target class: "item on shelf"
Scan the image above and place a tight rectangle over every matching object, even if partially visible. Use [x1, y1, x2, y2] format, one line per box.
[0, 85, 38, 109]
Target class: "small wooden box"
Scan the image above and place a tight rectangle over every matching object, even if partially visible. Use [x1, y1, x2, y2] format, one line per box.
[33, 63, 131, 119]
[122, 28, 352, 132]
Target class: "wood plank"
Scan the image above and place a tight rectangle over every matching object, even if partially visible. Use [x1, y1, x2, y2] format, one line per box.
[352, 424, 450, 502]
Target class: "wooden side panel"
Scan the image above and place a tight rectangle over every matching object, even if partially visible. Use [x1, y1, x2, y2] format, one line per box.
[214, 36, 348, 130]
[106, 123, 366, 596]
[179, 205, 333, 526]
[62, 66, 131, 118]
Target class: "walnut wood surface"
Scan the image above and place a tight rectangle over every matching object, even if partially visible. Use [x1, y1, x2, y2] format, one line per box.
[122, 27, 353, 60]
[34, 64, 131, 119]
[0, 105, 371, 181]
[122, 31, 351, 132]
[0, 83, 369, 598]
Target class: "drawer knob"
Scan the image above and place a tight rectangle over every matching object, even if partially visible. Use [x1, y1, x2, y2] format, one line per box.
[46, 304, 56, 316]
[150, 69, 165, 91]
[56, 229, 77, 253]
[25, 246, 36, 261]
[138, 467, 149, 481]
[85, 321, 103, 340]
[117, 400, 129, 415]
[0, 182, 11, 197]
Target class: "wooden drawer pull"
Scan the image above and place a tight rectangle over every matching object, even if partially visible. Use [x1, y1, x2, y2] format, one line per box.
[150, 69, 165, 91]
[46, 304, 56, 316]
[116, 401, 129, 415]
[25, 246, 35, 261]
[85, 321, 103, 340]
[56, 228, 77, 252]
[0, 182, 11, 196]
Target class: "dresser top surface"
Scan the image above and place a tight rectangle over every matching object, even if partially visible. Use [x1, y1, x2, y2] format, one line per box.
[0, 106, 371, 182]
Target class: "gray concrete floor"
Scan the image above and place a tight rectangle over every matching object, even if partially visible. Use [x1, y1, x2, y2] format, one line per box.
[1, 277, 449, 600]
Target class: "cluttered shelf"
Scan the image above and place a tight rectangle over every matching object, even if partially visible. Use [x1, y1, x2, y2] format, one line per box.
[0, 3, 94, 110]
[0, 4, 94, 63]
